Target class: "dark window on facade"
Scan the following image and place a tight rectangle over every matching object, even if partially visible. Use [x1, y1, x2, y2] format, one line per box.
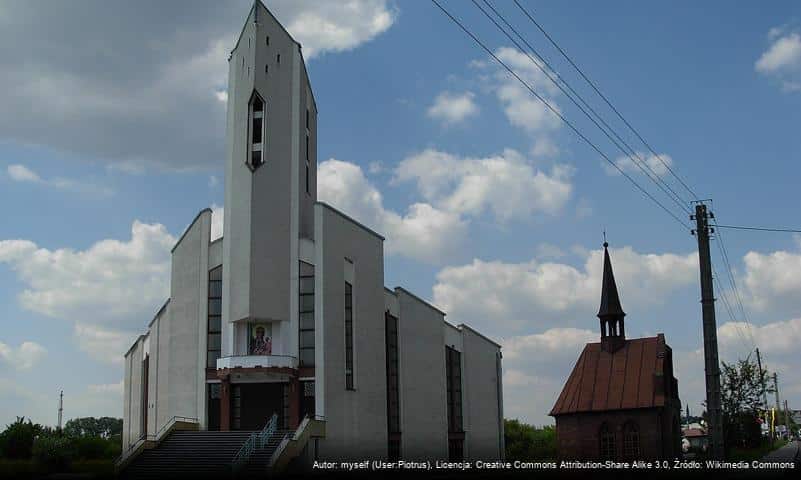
[277, 53, 281, 63]
[207, 266, 222, 368]
[305, 165, 310, 194]
[252, 117, 263, 144]
[345, 282, 354, 390]
[448, 438, 464, 462]
[300, 380, 315, 420]
[623, 422, 640, 460]
[252, 95, 263, 112]
[388, 438, 401, 461]
[266, 35, 270, 45]
[232, 385, 242, 430]
[249, 93, 265, 169]
[385, 312, 400, 434]
[251, 150, 262, 168]
[599, 423, 615, 460]
[305, 134, 309, 162]
[207, 383, 221, 431]
[446, 346, 463, 433]
[299, 261, 315, 367]
[265, 64, 269, 74]
[282, 384, 290, 429]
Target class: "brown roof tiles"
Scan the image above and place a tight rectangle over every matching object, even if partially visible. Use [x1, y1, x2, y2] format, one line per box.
[550, 334, 670, 416]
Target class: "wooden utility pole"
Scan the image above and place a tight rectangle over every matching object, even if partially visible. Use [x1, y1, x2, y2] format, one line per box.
[755, 348, 770, 439]
[692, 203, 724, 459]
[773, 373, 784, 438]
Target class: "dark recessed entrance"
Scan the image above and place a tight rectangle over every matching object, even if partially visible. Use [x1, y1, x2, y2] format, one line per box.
[232, 382, 285, 430]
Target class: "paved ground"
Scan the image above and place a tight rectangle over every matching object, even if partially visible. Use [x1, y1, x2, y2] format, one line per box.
[761, 440, 800, 464]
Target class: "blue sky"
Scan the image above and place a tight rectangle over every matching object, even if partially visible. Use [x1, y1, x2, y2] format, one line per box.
[1, 0, 800, 427]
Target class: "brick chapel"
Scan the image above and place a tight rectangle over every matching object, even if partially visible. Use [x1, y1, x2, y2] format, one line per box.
[549, 242, 682, 461]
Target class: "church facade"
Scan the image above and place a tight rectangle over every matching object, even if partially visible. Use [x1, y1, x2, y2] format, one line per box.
[121, 1, 504, 463]
[550, 243, 682, 461]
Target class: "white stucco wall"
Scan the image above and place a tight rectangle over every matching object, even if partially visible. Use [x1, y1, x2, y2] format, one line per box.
[167, 209, 211, 428]
[461, 326, 504, 460]
[315, 203, 387, 460]
[396, 288, 449, 460]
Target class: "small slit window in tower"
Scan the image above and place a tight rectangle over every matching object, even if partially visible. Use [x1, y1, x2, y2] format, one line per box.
[266, 35, 270, 45]
[248, 92, 266, 169]
[277, 53, 280, 63]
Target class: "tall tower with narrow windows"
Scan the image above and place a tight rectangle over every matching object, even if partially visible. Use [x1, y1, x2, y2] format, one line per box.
[222, 1, 317, 357]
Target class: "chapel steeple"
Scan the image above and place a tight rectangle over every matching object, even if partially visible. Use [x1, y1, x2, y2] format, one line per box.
[598, 241, 626, 353]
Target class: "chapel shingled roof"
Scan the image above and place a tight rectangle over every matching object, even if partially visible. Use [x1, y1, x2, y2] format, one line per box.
[549, 333, 670, 416]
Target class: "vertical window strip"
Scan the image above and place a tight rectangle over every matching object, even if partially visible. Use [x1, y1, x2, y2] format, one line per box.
[207, 266, 223, 368]
[385, 313, 400, 433]
[299, 261, 315, 367]
[446, 346, 463, 433]
[345, 282, 354, 390]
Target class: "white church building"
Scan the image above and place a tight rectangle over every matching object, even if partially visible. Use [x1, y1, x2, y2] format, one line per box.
[121, 1, 504, 468]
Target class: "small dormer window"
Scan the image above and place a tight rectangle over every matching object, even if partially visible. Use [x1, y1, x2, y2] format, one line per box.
[248, 92, 266, 170]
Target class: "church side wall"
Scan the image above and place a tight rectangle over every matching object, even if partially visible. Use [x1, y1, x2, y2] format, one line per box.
[122, 336, 144, 450]
[315, 203, 387, 460]
[396, 289, 448, 460]
[166, 210, 211, 429]
[555, 409, 664, 460]
[461, 327, 504, 460]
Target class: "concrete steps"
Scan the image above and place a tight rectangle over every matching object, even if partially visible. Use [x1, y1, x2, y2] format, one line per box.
[121, 429, 294, 478]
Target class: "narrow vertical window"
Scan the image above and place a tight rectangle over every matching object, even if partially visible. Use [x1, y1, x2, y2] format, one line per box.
[299, 261, 315, 367]
[446, 346, 464, 461]
[386, 312, 401, 459]
[622, 422, 640, 460]
[248, 93, 265, 169]
[207, 266, 222, 368]
[600, 423, 616, 460]
[344, 282, 354, 390]
[305, 133, 310, 194]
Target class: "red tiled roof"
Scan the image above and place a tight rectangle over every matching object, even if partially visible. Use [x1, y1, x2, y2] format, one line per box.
[549, 334, 669, 416]
[683, 428, 706, 438]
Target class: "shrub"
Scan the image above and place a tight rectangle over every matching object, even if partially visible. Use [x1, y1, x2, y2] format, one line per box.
[72, 436, 108, 460]
[0, 417, 41, 459]
[32, 435, 74, 471]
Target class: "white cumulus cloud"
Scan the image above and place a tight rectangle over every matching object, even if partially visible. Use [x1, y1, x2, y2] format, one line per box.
[426, 91, 479, 125]
[433, 246, 698, 336]
[755, 30, 801, 92]
[395, 148, 573, 222]
[318, 158, 466, 264]
[0, 341, 47, 370]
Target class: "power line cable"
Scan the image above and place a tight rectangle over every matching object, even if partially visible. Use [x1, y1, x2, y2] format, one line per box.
[512, 0, 699, 202]
[431, 0, 690, 229]
[715, 224, 801, 233]
[477, 0, 691, 215]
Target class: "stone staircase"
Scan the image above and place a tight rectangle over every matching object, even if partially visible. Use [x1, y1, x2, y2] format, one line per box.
[121, 429, 293, 478]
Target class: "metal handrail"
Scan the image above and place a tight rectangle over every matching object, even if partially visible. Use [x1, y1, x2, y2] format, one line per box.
[232, 412, 278, 471]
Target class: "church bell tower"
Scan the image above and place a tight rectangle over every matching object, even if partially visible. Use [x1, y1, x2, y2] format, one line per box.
[221, 1, 318, 357]
[598, 241, 626, 353]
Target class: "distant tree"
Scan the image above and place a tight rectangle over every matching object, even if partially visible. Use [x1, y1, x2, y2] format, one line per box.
[63, 417, 122, 439]
[0, 417, 44, 459]
[504, 419, 557, 461]
[721, 358, 772, 449]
